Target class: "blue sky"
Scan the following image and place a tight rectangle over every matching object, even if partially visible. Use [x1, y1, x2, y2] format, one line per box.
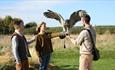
[0, 0, 115, 27]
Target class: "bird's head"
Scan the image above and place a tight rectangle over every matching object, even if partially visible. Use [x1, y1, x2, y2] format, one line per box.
[78, 10, 87, 17]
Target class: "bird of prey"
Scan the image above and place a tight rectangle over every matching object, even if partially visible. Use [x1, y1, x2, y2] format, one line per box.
[43, 10, 87, 32]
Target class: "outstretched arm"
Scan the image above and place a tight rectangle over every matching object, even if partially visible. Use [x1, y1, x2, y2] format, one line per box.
[68, 30, 85, 45]
[50, 32, 60, 38]
[68, 36, 77, 45]
[51, 32, 66, 39]
[27, 35, 36, 44]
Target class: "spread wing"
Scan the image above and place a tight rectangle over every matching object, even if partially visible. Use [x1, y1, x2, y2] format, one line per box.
[66, 10, 87, 29]
[43, 10, 66, 31]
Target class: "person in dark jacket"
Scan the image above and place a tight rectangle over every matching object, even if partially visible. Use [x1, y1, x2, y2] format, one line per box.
[35, 22, 66, 70]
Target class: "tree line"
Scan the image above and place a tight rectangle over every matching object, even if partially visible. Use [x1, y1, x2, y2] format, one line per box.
[0, 16, 37, 34]
[0, 16, 115, 35]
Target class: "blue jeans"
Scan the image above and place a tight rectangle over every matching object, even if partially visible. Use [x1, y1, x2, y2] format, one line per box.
[39, 53, 51, 70]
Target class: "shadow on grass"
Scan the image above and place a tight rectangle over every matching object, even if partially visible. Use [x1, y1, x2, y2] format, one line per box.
[0, 64, 79, 70]
[0, 64, 57, 70]
[0, 64, 38, 70]
[57, 64, 79, 70]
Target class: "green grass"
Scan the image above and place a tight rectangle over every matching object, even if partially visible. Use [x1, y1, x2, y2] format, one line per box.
[93, 49, 115, 70]
[51, 47, 115, 70]
[0, 34, 115, 70]
[52, 47, 79, 70]
[1, 47, 115, 70]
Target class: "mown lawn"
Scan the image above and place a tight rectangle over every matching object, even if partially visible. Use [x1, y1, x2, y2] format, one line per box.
[51, 47, 115, 70]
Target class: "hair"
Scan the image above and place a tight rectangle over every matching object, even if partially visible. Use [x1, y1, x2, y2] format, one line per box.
[36, 22, 46, 33]
[12, 18, 23, 29]
[83, 14, 91, 24]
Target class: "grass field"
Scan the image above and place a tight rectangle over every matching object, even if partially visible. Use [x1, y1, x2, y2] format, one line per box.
[0, 34, 115, 70]
[51, 47, 115, 70]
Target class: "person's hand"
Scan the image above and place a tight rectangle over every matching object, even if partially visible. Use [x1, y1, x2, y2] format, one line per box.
[59, 32, 66, 39]
[67, 34, 72, 39]
[59, 31, 71, 39]
[39, 57, 42, 64]
[16, 63, 22, 68]
[65, 31, 70, 36]
[16, 60, 22, 67]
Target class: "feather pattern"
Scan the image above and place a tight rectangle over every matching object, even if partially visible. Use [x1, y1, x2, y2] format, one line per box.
[43, 10, 87, 32]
